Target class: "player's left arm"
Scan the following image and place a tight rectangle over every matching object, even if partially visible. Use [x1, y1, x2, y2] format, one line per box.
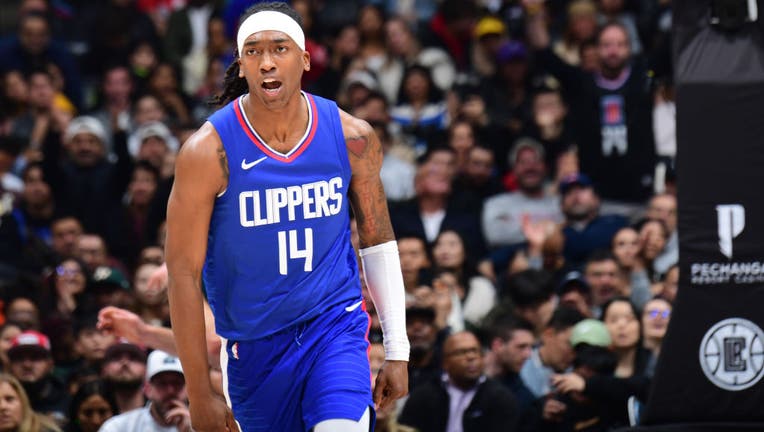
[340, 110, 409, 409]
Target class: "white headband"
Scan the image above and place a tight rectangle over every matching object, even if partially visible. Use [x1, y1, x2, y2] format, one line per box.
[237, 10, 305, 55]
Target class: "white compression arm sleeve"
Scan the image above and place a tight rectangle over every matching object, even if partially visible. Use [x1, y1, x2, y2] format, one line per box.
[359, 241, 410, 361]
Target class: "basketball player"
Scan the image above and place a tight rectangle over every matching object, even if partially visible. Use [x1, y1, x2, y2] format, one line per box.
[165, 3, 409, 432]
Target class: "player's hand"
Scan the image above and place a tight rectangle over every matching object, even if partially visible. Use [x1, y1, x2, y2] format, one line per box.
[97, 306, 146, 342]
[373, 360, 408, 411]
[189, 394, 239, 432]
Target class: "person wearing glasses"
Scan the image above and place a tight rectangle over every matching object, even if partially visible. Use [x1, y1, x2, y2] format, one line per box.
[399, 331, 518, 432]
[642, 297, 672, 359]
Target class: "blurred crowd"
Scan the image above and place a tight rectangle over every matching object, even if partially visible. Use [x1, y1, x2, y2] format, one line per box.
[0, 0, 678, 431]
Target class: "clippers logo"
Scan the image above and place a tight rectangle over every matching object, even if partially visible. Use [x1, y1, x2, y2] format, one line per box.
[717, 204, 745, 259]
[232, 342, 239, 360]
[699, 318, 764, 391]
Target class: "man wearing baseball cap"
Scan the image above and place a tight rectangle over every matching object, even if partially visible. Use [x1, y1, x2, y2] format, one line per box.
[100, 339, 148, 414]
[100, 349, 192, 431]
[7, 330, 69, 426]
[559, 173, 628, 268]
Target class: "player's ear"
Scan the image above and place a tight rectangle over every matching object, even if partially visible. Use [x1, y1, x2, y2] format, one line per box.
[302, 49, 311, 72]
[238, 56, 244, 78]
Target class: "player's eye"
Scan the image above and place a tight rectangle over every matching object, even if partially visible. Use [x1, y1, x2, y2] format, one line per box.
[276, 46, 287, 53]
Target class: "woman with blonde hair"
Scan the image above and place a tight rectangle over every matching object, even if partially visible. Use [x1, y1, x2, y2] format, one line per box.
[0, 373, 61, 432]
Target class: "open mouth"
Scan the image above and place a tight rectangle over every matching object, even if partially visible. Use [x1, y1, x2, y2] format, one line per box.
[261, 79, 282, 94]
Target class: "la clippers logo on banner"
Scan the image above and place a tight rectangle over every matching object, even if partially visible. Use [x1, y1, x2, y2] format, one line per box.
[691, 204, 764, 285]
[700, 318, 764, 391]
[717, 204, 745, 259]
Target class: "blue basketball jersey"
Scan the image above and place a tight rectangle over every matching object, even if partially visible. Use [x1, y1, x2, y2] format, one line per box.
[204, 92, 360, 340]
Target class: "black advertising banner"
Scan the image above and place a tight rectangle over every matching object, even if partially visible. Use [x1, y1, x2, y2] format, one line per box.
[638, 1, 764, 429]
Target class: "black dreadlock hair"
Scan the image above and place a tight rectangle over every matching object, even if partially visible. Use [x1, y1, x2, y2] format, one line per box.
[209, 2, 304, 107]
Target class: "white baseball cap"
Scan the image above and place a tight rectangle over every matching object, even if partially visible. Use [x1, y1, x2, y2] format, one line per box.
[145, 350, 184, 381]
[64, 116, 107, 144]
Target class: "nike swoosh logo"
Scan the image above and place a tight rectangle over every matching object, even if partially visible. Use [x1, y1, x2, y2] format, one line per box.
[241, 156, 268, 170]
[345, 300, 363, 312]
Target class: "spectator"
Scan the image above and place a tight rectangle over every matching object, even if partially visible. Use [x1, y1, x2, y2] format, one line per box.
[390, 64, 448, 152]
[397, 236, 432, 303]
[406, 306, 443, 393]
[0, 373, 61, 432]
[66, 380, 117, 432]
[132, 262, 168, 327]
[43, 116, 133, 251]
[100, 341, 146, 414]
[99, 350, 191, 431]
[311, 24, 360, 99]
[162, 0, 219, 95]
[596, 0, 643, 55]
[74, 234, 111, 274]
[7, 330, 69, 426]
[4, 162, 57, 275]
[552, 0, 599, 66]
[71, 316, 115, 378]
[451, 144, 503, 217]
[519, 307, 583, 398]
[524, 319, 617, 431]
[525, 4, 656, 207]
[126, 40, 160, 96]
[488, 318, 536, 410]
[145, 63, 192, 126]
[583, 250, 625, 317]
[611, 226, 652, 310]
[551, 299, 652, 428]
[502, 269, 557, 335]
[641, 296, 671, 358]
[432, 230, 496, 327]
[559, 173, 628, 268]
[90, 65, 135, 150]
[471, 16, 508, 79]
[554, 272, 592, 320]
[399, 331, 518, 432]
[49, 217, 82, 260]
[379, 16, 456, 102]
[114, 161, 162, 267]
[5, 297, 40, 331]
[83, 0, 159, 77]
[0, 12, 82, 108]
[0, 70, 29, 132]
[524, 84, 576, 175]
[655, 264, 678, 303]
[446, 120, 475, 177]
[482, 41, 533, 135]
[390, 146, 484, 257]
[634, 218, 669, 284]
[40, 257, 90, 320]
[90, 267, 132, 312]
[10, 69, 57, 155]
[482, 138, 562, 249]
[601, 297, 653, 378]
[357, 5, 387, 67]
[0, 323, 22, 371]
[420, 0, 478, 71]
[645, 192, 677, 275]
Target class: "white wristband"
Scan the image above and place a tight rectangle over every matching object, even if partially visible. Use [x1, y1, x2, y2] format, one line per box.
[359, 241, 410, 361]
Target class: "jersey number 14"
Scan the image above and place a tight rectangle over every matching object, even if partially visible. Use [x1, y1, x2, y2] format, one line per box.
[278, 228, 313, 275]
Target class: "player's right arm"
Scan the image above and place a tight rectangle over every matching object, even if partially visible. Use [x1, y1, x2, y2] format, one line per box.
[166, 123, 236, 432]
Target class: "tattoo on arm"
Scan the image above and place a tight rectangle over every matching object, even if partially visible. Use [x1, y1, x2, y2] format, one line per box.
[217, 145, 229, 181]
[346, 135, 370, 158]
[350, 179, 395, 246]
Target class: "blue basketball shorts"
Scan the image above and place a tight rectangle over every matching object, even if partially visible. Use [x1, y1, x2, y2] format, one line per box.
[220, 297, 375, 431]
